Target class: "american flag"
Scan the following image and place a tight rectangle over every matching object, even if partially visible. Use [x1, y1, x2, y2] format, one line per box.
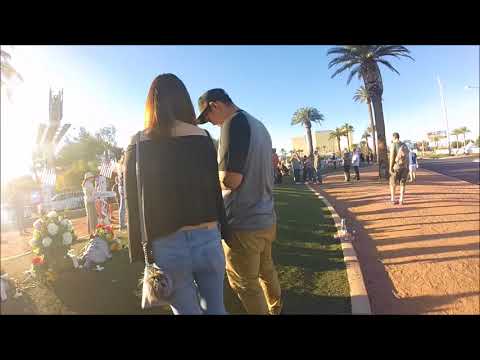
[99, 159, 116, 178]
[39, 168, 56, 186]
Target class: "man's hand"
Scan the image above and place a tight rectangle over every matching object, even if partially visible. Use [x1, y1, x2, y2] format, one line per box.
[219, 171, 243, 191]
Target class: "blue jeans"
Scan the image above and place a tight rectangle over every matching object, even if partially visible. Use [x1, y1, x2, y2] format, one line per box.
[293, 169, 301, 183]
[119, 194, 126, 229]
[151, 227, 227, 315]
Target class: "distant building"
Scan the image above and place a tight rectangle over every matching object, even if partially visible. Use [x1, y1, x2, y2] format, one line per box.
[291, 130, 340, 155]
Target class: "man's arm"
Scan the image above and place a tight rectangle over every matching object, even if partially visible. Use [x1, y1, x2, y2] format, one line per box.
[389, 143, 395, 173]
[218, 113, 250, 192]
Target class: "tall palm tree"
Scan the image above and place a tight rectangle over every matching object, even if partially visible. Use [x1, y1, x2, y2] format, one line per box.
[432, 135, 441, 151]
[362, 130, 371, 154]
[1, 47, 23, 101]
[328, 45, 414, 178]
[353, 86, 377, 161]
[291, 107, 325, 158]
[458, 126, 471, 148]
[329, 128, 344, 156]
[341, 122, 354, 150]
[451, 128, 462, 150]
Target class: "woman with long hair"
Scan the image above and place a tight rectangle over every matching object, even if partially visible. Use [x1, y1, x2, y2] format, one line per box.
[124, 73, 228, 315]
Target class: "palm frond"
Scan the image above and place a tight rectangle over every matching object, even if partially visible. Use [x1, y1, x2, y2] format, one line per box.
[330, 61, 359, 79]
[373, 45, 414, 61]
[0, 49, 12, 61]
[291, 107, 325, 126]
[326, 46, 350, 56]
[376, 59, 401, 75]
[346, 65, 361, 84]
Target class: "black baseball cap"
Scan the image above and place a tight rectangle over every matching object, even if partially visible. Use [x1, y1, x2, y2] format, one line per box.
[196, 88, 232, 124]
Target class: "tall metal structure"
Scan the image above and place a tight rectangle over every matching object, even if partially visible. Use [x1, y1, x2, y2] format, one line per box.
[32, 88, 71, 186]
[437, 76, 451, 156]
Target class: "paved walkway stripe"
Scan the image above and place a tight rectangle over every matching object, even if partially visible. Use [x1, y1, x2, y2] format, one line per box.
[307, 184, 372, 315]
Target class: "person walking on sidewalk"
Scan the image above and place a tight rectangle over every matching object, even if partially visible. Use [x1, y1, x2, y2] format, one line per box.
[352, 147, 361, 181]
[389, 132, 410, 205]
[313, 150, 322, 184]
[196, 88, 282, 315]
[343, 149, 352, 182]
[409, 150, 418, 183]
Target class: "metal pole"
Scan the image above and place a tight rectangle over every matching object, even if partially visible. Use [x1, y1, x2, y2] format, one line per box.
[437, 76, 451, 156]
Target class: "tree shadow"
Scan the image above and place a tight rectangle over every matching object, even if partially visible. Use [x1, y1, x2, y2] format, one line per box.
[378, 242, 479, 260]
[369, 219, 480, 231]
[384, 254, 478, 266]
[389, 291, 479, 314]
[369, 212, 479, 222]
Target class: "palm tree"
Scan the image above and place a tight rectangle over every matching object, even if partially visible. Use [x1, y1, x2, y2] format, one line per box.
[1, 47, 23, 101]
[341, 122, 354, 150]
[432, 135, 441, 151]
[458, 126, 471, 148]
[361, 130, 371, 154]
[353, 86, 377, 161]
[328, 45, 414, 178]
[291, 107, 325, 158]
[451, 128, 462, 151]
[329, 128, 344, 156]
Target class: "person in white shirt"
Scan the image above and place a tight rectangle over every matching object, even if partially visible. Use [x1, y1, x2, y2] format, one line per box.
[82, 172, 98, 234]
[408, 150, 418, 182]
[351, 148, 361, 181]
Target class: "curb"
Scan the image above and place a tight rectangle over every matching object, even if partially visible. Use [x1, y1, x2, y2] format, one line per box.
[307, 184, 372, 315]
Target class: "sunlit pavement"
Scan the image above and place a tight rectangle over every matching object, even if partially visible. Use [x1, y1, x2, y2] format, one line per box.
[311, 166, 480, 314]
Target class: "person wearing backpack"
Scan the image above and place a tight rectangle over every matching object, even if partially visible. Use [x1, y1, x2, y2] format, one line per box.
[389, 132, 410, 205]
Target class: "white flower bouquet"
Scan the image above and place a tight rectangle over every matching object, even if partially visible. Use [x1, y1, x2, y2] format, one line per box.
[29, 212, 78, 282]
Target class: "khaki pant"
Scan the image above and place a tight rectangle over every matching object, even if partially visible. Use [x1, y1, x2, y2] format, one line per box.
[223, 224, 282, 315]
[85, 201, 98, 234]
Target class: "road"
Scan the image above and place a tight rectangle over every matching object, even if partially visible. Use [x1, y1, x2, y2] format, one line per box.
[419, 155, 480, 184]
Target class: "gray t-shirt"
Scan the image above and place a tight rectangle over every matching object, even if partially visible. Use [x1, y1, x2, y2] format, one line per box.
[218, 110, 276, 231]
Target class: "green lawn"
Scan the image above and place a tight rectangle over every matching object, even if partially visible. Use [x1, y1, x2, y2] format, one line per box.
[271, 177, 350, 314]
[1, 177, 350, 315]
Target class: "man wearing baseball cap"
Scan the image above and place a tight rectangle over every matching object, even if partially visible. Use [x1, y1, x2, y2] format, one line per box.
[197, 88, 282, 315]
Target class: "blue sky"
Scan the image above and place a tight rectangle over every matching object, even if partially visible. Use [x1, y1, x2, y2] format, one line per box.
[1, 45, 479, 181]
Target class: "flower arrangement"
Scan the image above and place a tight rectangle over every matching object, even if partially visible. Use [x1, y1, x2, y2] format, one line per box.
[93, 224, 120, 252]
[28, 211, 77, 283]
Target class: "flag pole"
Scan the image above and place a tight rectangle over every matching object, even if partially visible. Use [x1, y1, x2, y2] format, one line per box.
[437, 76, 451, 156]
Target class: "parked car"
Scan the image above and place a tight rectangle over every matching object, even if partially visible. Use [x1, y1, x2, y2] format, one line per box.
[43, 191, 85, 212]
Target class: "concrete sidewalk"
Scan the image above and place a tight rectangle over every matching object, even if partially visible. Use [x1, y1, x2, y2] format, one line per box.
[311, 165, 480, 314]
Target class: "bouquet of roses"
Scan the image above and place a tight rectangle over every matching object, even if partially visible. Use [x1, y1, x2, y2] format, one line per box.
[78, 224, 120, 270]
[28, 211, 78, 283]
[94, 224, 121, 252]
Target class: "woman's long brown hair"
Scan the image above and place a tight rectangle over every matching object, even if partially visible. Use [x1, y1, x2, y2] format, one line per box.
[144, 73, 196, 141]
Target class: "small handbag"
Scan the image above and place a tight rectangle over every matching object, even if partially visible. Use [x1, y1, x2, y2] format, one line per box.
[135, 133, 173, 309]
